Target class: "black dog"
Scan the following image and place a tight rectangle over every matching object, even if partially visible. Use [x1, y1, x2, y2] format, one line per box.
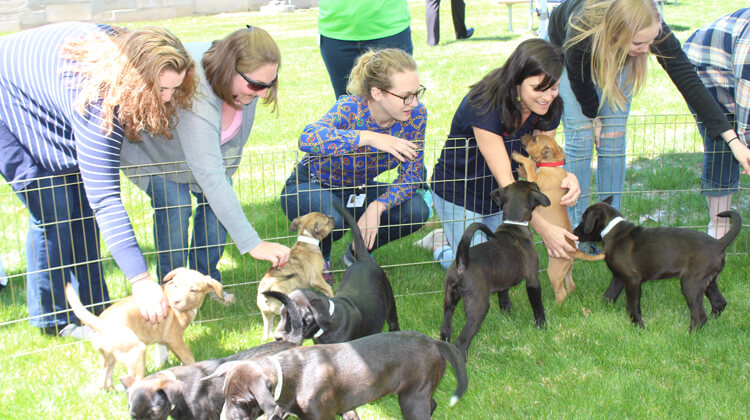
[208, 331, 468, 420]
[441, 181, 550, 358]
[123, 291, 303, 420]
[273, 200, 399, 343]
[573, 196, 741, 331]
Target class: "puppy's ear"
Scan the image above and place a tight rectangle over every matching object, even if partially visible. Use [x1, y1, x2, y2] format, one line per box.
[204, 278, 231, 303]
[290, 217, 301, 233]
[542, 145, 554, 161]
[602, 195, 614, 205]
[163, 267, 186, 284]
[247, 375, 278, 416]
[308, 294, 334, 331]
[202, 361, 248, 382]
[156, 377, 184, 404]
[583, 209, 600, 234]
[531, 189, 551, 208]
[490, 188, 506, 211]
[120, 375, 136, 390]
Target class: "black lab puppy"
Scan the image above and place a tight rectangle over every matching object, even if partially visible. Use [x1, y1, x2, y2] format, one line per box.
[124, 291, 303, 420]
[273, 200, 399, 344]
[441, 181, 550, 359]
[573, 196, 741, 331]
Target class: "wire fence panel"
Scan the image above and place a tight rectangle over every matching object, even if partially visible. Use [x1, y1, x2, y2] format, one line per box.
[0, 113, 746, 339]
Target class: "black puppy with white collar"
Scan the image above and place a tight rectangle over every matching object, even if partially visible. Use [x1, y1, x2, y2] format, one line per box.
[124, 291, 303, 420]
[273, 200, 399, 343]
[573, 196, 741, 331]
[441, 181, 550, 359]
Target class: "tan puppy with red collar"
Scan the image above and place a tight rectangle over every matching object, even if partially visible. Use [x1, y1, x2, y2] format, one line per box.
[257, 211, 335, 340]
[512, 134, 604, 304]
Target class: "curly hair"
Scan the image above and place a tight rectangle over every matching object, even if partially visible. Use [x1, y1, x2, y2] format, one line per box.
[62, 25, 197, 141]
[202, 26, 281, 113]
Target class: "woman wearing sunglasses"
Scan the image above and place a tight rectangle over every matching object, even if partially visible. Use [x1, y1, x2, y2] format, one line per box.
[121, 26, 290, 284]
[281, 48, 429, 281]
[424, 38, 581, 269]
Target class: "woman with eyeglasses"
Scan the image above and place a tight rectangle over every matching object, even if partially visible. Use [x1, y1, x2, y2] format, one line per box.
[0, 23, 196, 336]
[424, 38, 581, 270]
[121, 26, 290, 284]
[280, 48, 429, 281]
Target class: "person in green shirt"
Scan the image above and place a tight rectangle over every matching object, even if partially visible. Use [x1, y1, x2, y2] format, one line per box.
[318, 0, 414, 99]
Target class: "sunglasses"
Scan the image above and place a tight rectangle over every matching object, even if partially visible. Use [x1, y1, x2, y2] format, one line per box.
[237, 71, 277, 91]
[382, 84, 426, 105]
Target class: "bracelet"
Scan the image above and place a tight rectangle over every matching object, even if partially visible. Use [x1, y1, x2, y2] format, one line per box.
[726, 137, 738, 146]
[129, 272, 150, 285]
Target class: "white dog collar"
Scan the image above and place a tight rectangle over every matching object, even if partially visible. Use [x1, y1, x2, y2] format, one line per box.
[270, 356, 283, 401]
[502, 220, 529, 226]
[296, 230, 320, 246]
[313, 299, 335, 338]
[600, 216, 625, 238]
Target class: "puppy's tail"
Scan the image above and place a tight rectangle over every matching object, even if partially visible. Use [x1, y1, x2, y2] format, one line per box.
[716, 210, 742, 251]
[434, 340, 468, 406]
[64, 283, 106, 333]
[262, 291, 304, 346]
[456, 222, 495, 276]
[333, 200, 370, 263]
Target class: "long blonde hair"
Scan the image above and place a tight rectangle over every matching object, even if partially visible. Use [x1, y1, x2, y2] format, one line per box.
[346, 48, 417, 100]
[62, 26, 197, 141]
[202, 26, 281, 113]
[564, 0, 661, 112]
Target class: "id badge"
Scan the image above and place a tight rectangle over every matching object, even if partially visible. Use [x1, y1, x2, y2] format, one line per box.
[346, 193, 366, 208]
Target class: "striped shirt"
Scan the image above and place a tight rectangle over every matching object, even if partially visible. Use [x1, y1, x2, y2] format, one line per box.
[0, 22, 147, 279]
[299, 95, 426, 209]
[684, 8, 750, 146]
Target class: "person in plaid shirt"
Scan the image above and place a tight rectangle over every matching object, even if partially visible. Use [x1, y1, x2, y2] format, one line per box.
[280, 48, 429, 280]
[684, 8, 750, 239]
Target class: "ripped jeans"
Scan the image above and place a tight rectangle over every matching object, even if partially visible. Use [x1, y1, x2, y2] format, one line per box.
[559, 67, 631, 226]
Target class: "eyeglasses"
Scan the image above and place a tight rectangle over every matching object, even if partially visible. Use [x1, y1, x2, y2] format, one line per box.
[382, 84, 426, 105]
[236, 71, 277, 91]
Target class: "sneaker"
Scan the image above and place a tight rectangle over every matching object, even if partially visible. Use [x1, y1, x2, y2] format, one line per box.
[155, 344, 170, 366]
[40, 323, 93, 339]
[322, 260, 334, 285]
[342, 243, 374, 268]
[578, 241, 603, 256]
[413, 228, 447, 251]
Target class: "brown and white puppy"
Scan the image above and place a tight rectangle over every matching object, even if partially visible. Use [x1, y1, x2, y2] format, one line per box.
[65, 267, 231, 389]
[441, 181, 550, 359]
[123, 291, 303, 420]
[207, 331, 468, 420]
[573, 196, 741, 331]
[512, 134, 604, 304]
[272, 201, 399, 344]
[257, 211, 335, 340]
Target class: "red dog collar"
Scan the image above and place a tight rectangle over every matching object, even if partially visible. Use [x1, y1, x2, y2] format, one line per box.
[536, 160, 565, 168]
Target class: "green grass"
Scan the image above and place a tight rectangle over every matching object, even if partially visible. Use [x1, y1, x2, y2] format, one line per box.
[2, 0, 750, 418]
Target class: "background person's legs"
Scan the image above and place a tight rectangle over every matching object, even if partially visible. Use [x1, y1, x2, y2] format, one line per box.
[148, 176, 192, 282]
[190, 189, 227, 282]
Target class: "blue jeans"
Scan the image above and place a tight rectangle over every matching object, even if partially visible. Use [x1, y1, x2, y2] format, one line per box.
[695, 115, 741, 196]
[280, 165, 430, 260]
[146, 176, 227, 282]
[559, 67, 631, 226]
[320, 27, 414, 99]
[432, 192, 502, 270]
[16, 174, 108, 328]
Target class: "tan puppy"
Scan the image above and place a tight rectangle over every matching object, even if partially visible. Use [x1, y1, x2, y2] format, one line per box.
[512, 134, 604, 304]
[257, 211, 335, 340]
[65, 267, 231, 389]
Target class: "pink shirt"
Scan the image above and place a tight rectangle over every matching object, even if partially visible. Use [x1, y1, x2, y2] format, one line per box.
[221, 108, 243, 144]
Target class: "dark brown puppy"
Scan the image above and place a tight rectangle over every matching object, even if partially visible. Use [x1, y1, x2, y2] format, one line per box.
[273, 200, 399, 344]
[441, 181, 550, 358]
[207, 331, 468, 420]
[123, 291, 303, 420]
[573, 196, 741, 331]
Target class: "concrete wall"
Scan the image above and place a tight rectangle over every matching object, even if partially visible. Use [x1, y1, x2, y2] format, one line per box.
[0, 0, 318, 32]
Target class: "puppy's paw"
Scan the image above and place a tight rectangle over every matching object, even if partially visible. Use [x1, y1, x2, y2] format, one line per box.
[222, 292, 235, 304]
[511, 151, 526, 163]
